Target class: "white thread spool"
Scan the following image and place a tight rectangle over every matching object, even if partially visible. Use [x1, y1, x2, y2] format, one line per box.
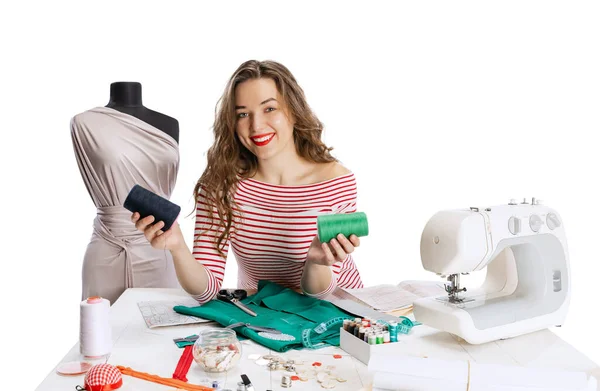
[79, 296, 112, 358]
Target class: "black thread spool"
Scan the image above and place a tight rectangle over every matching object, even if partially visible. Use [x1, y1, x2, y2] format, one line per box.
[123, 185, 181, 231]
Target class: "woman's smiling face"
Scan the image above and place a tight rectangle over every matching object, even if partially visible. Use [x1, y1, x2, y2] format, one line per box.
[234, 78, 295, 161]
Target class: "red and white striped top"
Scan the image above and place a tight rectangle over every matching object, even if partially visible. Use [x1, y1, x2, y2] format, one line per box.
[192, 172, 364, 304]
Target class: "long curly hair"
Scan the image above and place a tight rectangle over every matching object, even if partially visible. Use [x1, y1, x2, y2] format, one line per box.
[194, 60, 336, 255]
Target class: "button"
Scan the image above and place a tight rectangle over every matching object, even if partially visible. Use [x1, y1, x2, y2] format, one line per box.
[546, 213, 561, 230]
[508, 216, 521, 235]
[529, 214, 543, 232]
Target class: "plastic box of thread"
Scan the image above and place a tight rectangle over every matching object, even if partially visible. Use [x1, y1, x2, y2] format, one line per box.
[339, 317, 408, 365]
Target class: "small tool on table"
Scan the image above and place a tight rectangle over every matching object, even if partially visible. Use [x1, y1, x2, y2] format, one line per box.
[225, 322, 281, 334]
[172, 323, 281, 345]
[217, 289, 257, 317]
[241, 374, 255, 391]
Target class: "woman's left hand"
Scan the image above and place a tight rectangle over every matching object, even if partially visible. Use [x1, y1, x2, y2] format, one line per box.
[306, 233, 361, 267]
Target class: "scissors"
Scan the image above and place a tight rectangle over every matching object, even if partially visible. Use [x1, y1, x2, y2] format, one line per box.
[217, 289, 257, 317]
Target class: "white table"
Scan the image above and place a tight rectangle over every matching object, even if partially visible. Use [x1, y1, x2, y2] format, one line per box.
[37, 288, 600, 390]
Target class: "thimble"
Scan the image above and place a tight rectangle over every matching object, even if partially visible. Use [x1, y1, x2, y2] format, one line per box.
[281, 374, 292, 388]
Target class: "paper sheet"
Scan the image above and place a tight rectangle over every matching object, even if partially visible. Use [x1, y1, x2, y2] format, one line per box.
[398, 280, 447, 298]
[342, 280, 445, 312]
[368, 355, 597, 391]
[328, 288, 406, 322]
[137, 299, 212, 328]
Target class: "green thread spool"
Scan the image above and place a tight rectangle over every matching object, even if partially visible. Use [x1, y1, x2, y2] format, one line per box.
[317, 212, 369, 243]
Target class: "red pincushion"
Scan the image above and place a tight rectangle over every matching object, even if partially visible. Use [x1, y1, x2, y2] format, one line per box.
[81, 363, 123, 391]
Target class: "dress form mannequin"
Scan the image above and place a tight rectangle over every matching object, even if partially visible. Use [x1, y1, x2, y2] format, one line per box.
[70, 83, 181, 304]
[106, 81, 179, 143]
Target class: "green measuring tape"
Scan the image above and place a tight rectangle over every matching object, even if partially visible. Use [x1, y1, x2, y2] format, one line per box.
[301, 317, 350, 349]
[380, 316, 421, 334]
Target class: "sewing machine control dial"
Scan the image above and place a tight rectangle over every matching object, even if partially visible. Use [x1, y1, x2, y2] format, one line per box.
[546, 213, 561, 230]
[508, 216, 521, 235]
[529, 214, 543, 232]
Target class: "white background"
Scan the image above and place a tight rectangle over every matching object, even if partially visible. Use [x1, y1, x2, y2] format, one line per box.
[1, 1, 599, 388]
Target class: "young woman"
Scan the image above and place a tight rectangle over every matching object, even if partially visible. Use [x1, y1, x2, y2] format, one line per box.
[132, 60, 364, 303]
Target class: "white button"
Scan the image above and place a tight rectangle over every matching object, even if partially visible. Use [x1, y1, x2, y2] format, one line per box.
[529, 214, 543, 232]
[508, 216, 520, 235]
[546, 213, 561, 230]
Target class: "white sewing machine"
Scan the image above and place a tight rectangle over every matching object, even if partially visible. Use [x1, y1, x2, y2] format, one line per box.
[413, 198, 571, 344]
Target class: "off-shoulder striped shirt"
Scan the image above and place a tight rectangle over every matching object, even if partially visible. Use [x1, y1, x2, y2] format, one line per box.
[192, 172, 364, 304]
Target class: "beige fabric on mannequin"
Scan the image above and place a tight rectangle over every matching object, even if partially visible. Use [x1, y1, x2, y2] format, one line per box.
[71, 106, 180, 304]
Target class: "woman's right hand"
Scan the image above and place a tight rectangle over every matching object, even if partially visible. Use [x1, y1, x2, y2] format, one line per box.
[131, 212, 185, 251]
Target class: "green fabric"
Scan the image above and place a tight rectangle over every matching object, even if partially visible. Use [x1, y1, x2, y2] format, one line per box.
[173, 281, 353, 352]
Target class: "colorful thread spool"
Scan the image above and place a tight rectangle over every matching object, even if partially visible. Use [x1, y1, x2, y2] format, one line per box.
[317, 212, 369, 243]
[388, 320, 398, 342]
